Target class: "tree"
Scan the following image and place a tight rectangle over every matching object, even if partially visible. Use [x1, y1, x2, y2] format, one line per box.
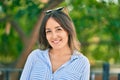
[0, 0, 64, 80]
[68, 0, 120, 65]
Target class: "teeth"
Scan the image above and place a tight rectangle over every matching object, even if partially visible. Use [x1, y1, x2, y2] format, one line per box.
[53, 40, 59, 44]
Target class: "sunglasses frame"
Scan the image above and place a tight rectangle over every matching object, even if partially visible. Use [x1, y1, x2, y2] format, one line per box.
[45, 7, 64, 15]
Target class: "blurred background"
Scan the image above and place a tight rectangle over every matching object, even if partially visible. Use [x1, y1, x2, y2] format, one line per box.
[0, 0, 120, 80]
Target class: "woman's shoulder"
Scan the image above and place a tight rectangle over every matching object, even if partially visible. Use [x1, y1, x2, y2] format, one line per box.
[28, 49, 48, 59]
[30, 49, 46, 53]
[73, 50, 90, 64]
[71, 51, 90, 72]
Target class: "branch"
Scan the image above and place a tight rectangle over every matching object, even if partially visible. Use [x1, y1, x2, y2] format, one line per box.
[10, 20, 27, 45]
[0, 15, 27, 44]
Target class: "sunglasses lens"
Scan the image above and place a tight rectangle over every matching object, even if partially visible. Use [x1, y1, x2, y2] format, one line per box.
[45, 10, 52, 14]
[45, 7, 64, 15]
[56, 7, 64, 11]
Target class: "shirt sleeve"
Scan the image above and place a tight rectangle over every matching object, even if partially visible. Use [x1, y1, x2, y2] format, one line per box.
[20, 51, 36, 80]
[80, 57, 90, 80]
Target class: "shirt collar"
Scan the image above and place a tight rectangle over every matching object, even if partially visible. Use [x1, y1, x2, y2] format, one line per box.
[43, 49, 81, 62]
[70, 50, 81, 61]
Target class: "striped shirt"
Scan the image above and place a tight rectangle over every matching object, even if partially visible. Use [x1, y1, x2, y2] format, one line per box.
[20, 49, 90, 80]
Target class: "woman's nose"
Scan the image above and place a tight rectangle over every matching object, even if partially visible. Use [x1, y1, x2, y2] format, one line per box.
[52, 32, 58, 39]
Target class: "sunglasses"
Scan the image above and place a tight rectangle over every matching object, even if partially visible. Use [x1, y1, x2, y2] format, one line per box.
[45, 7, 64, 15]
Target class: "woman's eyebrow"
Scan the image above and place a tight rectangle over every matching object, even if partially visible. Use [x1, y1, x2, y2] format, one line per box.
[55, 26, 61, 29]
[45, 28, 50, 30]
[46, 26, 61, 29]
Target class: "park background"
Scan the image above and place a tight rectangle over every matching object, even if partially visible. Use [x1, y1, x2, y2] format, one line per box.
[0, 0, 120, 80]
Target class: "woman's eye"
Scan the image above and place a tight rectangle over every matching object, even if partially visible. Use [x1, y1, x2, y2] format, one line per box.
[57, 28, 62, 31]
[46, 31, 51, 33]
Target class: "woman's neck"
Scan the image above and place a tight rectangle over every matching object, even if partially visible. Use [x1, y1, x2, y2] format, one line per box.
[50, 47, 72, 56]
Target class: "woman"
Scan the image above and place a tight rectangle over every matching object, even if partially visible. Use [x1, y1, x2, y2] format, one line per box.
[20, 7, 90, 80]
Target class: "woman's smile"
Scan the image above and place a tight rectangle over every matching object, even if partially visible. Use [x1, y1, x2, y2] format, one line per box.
[52, 39, 61, 44]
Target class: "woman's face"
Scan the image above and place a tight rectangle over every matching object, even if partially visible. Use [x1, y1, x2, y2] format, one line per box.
[45, 17, 69, 50]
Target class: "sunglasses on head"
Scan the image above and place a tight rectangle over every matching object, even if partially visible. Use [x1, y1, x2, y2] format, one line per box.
[45, 7, 64, 15]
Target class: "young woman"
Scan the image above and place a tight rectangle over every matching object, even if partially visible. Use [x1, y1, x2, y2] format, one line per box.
[20, 7, 90, 80]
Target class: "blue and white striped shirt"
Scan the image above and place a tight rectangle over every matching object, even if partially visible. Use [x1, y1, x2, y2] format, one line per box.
[20, 49, 90, 80]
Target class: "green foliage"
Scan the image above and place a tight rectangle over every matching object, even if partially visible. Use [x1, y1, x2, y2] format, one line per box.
[0, 24, 22, 64]
[69, 0, 120, 65]
[0, 0, 120, 66]
[0, 0, 44, 64]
